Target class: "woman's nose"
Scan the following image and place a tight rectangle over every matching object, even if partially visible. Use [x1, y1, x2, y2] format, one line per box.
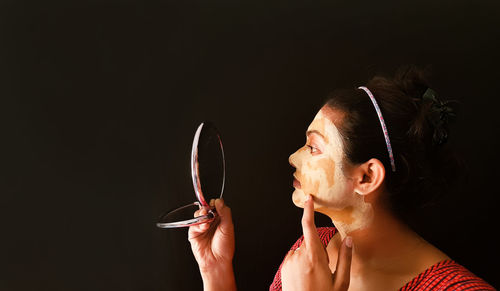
[289, 149, 299, 168]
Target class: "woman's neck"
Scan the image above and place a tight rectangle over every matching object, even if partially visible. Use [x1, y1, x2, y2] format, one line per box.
[325, 203, 429, 275]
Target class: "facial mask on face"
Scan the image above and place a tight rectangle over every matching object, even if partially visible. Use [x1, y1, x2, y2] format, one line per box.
[289, 108, 373, 236]
[290, 109, 347, 205]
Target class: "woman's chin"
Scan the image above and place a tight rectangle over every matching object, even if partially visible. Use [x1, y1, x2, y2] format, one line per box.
[292, 189, 306, 208]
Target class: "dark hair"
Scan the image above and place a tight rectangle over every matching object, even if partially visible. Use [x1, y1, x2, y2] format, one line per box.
[324, 66, 463, 219]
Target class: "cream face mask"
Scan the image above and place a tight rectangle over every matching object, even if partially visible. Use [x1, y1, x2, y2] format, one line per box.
[156, 121, 225, 228]
[290, 109, 348, 207]
[289, 108, 373, 235]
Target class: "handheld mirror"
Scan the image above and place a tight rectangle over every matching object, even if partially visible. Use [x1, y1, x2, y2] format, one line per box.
[156, 121, 225, 228]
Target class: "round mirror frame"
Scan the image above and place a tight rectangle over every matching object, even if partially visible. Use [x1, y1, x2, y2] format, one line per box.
[156, 122, 225, 229]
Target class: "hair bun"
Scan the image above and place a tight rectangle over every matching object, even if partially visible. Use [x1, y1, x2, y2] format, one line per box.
[421, 88, 457, 146]
[393, 66, 457, 147]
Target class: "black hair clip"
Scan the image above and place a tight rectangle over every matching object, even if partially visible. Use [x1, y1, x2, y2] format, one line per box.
[422, 88, 457, 146]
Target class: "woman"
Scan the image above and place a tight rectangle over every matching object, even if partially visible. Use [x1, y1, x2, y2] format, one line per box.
[187, 67, 495, 290]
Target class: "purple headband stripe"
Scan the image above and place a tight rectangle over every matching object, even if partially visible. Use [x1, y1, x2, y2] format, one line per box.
[358, 86, 396, 172]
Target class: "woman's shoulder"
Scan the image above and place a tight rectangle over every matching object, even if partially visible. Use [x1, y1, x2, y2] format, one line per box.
[401, 259, 496, 291]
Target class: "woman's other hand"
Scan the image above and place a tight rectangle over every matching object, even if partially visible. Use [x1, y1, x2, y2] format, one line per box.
[281, 195, 353, 291]
[188, 198, 236, 291]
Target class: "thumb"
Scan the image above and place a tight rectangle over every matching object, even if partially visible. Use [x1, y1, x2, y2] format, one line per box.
[215, 198, 234, 234]
[333, 236, 353, 290]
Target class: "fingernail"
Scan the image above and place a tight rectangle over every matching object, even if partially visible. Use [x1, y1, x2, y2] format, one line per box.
[305, 195, 311, 202]
[210, 199, 215, 207]
[215, 199, 222, 208]
[345, 236, 353, 248]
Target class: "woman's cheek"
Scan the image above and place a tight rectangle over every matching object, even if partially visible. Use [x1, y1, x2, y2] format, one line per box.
[303, 174, 321, 196]
[316, 157, 336, 187]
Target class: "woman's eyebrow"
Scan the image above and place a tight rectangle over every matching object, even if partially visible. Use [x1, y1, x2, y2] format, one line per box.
[306, 130, 325, 140]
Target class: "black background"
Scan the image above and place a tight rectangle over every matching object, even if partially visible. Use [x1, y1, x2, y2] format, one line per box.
[1, 1, 499, 290]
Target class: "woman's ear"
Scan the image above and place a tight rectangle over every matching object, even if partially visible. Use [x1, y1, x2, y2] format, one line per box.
[352, 158, 386, 196]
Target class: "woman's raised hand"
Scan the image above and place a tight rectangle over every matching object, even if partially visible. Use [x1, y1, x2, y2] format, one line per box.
[188, 198, 236, 291]
[281, 195, 353, 291]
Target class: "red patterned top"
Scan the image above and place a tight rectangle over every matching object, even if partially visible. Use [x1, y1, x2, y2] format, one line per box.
[270, 227, 495, 291]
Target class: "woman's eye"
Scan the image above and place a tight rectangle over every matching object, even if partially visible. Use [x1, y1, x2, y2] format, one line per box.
[307, 145, 318, 153]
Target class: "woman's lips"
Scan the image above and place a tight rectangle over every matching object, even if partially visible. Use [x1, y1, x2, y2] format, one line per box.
[293, 177, 301, 189]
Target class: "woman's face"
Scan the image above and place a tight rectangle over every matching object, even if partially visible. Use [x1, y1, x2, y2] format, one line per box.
[289, 106, 355, 211]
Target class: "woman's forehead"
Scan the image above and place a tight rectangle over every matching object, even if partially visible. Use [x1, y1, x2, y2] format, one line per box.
[308, 109, 335, 134]
[308, 111, 327, 134]
[307, 108, 344, 147]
